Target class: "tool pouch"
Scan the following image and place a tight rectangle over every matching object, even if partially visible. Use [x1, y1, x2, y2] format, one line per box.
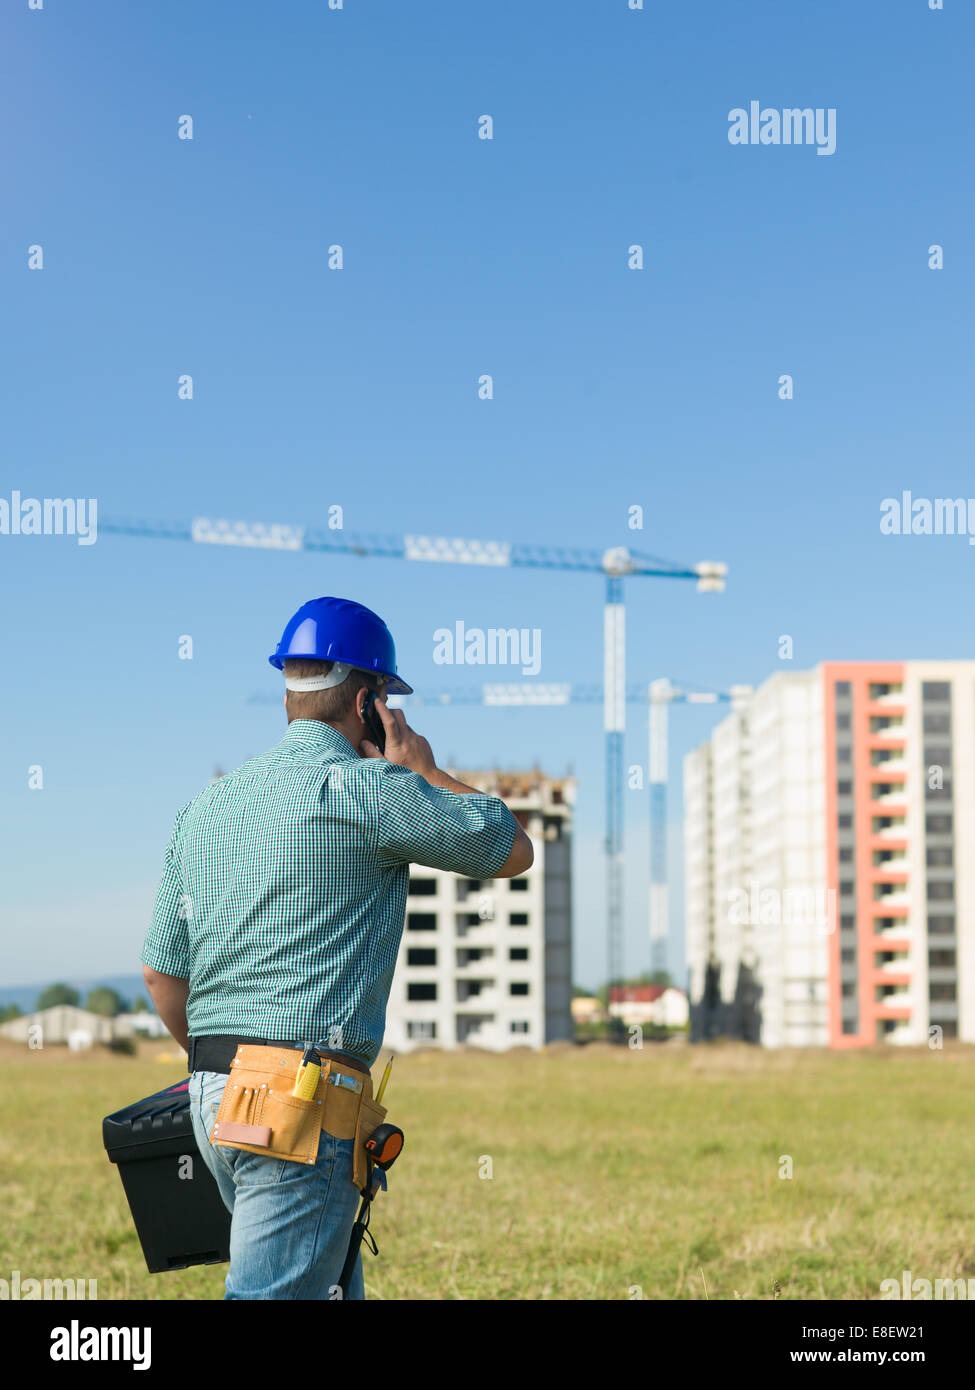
[210, 1045, 388, 1184]
[211, 1047, 328, 1166]
[352, 1095, 388, 1192]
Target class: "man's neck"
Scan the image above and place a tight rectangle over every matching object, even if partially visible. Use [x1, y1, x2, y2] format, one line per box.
[288, 715, 362, 753]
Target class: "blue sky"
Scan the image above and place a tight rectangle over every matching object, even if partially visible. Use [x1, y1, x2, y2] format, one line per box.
[2, 0, 972, 993]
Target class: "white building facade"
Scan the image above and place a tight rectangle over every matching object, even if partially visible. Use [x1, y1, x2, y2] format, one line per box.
[685, 662, 975, 1048]
[382, 769, 575, 1053]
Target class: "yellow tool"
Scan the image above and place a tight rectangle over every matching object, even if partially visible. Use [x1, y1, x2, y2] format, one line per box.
[292, 1047, 322, 1099]
[375, 1055, 394, 1105]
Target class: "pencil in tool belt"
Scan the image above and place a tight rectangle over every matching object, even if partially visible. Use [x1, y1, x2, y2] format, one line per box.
[375, 1055, 394, 1105]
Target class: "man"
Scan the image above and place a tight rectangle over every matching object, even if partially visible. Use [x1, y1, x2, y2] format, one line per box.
[141, 595, 532, 1299]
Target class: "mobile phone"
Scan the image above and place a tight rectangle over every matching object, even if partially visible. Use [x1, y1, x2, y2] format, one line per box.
[361, 690, 386, 753]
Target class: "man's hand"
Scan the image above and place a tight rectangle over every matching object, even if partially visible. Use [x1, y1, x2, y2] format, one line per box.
[357, 692, 534, 876]
[359, 694, 439, 779]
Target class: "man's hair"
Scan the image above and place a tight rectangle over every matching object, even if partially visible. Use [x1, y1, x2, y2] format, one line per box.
[283, 659, 383, 724]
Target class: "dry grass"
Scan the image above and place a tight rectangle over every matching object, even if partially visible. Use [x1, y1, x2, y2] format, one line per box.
[1, 1038, 973, 1300]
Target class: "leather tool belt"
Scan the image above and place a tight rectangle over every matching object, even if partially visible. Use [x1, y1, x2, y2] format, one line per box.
[187, 1034, 370, 1077]
[206, 1043, 387, 1190]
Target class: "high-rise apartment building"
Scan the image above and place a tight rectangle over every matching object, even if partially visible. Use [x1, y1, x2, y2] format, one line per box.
[382, 769, 575, 1052]
[685, 662, 975, 1046]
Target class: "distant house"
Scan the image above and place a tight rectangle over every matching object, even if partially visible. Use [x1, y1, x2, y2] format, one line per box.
[608, 986, 689, 1029]
[571, 995, 605, 1024]
[0, 1004, 168, 1047]
[0, 1005, 114, 1047]
[113, 1012, 170, 1039]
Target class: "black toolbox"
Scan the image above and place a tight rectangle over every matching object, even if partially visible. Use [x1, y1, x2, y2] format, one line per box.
[103, 1078, 231, 1274]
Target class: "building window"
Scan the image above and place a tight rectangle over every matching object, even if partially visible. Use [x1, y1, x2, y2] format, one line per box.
[839, 814, 852, 829]
[840, 880, 855, 896]
[930, 983, 957, 1002]
[841, 948, 856, 963]
[406, 1020, 437, 1041]
[924, 747, 951, 769]
[929, 949, 956, 968]
[836, 713, 851, 730]
[510, 878, 530, 892]
[841, 1019, 858, 1035]
[407, 913, 437, 932]
[509, 982, 530, 996]
[838, 781, 852, 795]
[927, 882, 953, 901]
[408, 878, 437, 896]
[839, 848, 853, 863]
[407, 982, 437, 1002]
[841, 915, 855, 930]
[836, 746, 851, 763]
[928, 915, 955, 934]
[509, 913, 529, 926]
[509, 947, 529, 961]
[407, 948, 437, 967]
[510, 1020, 530, 1034]
[922, 682, 950, 700]
[927, 847, 953, 867]
[835, 681, 852, 696]
[923, 712, 951, 734]
[842, 982, 856, 998]
[926, 814, 952, 834]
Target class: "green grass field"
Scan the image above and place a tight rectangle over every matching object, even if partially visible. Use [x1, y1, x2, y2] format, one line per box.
[2, 1038, 973, 1300]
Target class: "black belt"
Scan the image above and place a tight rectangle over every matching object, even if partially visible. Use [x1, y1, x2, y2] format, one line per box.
[188, 1034, 369, 1077]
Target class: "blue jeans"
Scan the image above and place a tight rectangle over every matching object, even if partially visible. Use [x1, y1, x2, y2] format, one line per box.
[189, 1069, 365, 1300]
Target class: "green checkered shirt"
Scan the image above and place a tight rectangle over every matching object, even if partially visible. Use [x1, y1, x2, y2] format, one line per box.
[142, 719, 517, 1066]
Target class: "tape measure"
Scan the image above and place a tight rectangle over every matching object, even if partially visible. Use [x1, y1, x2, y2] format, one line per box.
[364, 1123, 404, 1170]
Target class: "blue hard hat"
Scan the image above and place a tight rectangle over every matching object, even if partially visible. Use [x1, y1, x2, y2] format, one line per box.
[269, 596, 413, 695]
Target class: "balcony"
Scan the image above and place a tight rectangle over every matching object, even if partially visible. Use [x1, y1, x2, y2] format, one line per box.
[456, 981, 500, 1009]
[872, 931, 911, 953]
[872, 825, 908, 841]
[456, 948, 496, 971]
[873, 888, 910, 908]
[874, 968, 911, 987]
[872, 852, 907, 868]
[867, 690, 905, 709]
[871, 791, 908, 810]
[871, 756, 907, 774]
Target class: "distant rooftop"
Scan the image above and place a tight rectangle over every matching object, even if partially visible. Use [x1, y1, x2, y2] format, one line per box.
[447, 768, 576, 806]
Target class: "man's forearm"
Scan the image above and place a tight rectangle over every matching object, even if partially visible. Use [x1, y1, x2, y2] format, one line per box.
[143, 968, 190, 1052]
[422, 766, 534, 874]
[422, 766, 486, 796]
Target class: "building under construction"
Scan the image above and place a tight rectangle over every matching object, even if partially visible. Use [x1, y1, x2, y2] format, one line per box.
[382, 769, 575, 1052]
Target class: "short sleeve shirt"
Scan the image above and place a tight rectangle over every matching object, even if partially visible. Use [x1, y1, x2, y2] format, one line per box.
[142, 719, 517, 1066]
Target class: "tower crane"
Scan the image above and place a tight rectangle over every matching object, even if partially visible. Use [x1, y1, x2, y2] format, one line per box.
[102, 514, 727, 996]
